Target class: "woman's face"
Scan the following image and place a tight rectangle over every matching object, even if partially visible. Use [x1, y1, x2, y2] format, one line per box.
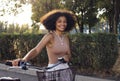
[55, 16, 67, 32]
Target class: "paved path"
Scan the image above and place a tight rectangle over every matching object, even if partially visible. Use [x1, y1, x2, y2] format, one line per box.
[0, 63, 116, 81]
[75, 75, 115, 81]
[0, 69, 37, 81]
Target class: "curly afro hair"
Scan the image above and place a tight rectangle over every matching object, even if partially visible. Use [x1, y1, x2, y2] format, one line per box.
[40, 9, 76, 32]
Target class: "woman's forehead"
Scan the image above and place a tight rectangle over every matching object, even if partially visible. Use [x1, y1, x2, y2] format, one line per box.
[57, 16, 67, 20]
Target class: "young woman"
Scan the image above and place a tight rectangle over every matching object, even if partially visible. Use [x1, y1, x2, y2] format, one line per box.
[12, 9, 76, 81]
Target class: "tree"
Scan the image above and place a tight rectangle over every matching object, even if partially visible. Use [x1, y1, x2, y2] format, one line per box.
[65, 0, 98, 33]
[31, 0, 60, 23]
[84, 0, 99, 33]
[96, 0, 120, 34]
[84, 10, 98, 33]
[71, 0, 86, 33]
[113, 0, 120, 34]
[0, 0, 26, 16]
[0, 21, 6, 33]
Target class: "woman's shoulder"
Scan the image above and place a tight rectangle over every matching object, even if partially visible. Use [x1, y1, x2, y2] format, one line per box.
[64, 33, 71, 42]
[44, 32, 54, 39]
[64, 33, 69, 38]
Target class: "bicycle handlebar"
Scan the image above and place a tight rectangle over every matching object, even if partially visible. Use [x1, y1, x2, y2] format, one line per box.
[5, 57, 67, 70]
[5, 61, 29, 70]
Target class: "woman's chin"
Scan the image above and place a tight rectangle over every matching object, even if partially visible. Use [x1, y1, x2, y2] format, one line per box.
[60, 29, 65, 32]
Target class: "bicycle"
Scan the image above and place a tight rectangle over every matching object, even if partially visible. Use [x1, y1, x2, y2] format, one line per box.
[1, 58, 76, 81]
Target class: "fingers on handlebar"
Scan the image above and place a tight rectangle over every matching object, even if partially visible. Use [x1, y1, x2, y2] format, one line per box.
[5, 59, 22, 66]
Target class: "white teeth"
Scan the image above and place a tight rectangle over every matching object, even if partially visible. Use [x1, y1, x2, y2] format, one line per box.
[60, 26, 65, 28]
[61, 27, 64, 28]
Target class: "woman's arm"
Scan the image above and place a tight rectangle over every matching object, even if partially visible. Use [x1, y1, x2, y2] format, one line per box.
[12, 33, 53, 65]
[22, 33, 53, 61]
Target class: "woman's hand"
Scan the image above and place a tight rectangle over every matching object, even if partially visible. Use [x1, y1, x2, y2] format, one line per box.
[12, 58, 21, 66]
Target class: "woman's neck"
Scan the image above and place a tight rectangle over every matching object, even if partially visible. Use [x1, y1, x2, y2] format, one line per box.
[54, 30, 64, 37]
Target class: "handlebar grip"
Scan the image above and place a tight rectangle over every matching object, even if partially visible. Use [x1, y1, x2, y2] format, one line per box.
[5, 61, 12, 66]
[5, 61, 21, 66]
[5, 61, 28, 70]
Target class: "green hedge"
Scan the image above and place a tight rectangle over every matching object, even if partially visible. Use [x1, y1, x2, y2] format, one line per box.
[0, 34, 47, 66]
[70, 33, 118, 71]
[0, 34, 16, 60]
[0, 33, 118, 70]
